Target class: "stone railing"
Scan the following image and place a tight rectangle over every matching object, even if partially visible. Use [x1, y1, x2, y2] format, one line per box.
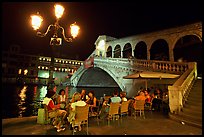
[168, 62, 197, 114]
[133, 59, 189, 74]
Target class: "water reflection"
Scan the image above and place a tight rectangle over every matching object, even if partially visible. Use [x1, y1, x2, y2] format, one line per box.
[18, 86, 27, 117]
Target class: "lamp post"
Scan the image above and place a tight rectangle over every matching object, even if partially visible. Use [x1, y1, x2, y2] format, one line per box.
[30, 4, 80, 85]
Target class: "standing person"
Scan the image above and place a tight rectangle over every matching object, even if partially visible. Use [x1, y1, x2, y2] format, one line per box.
[80, 89, 87, 102]
[57, 89, 68, 110]
[68, 92, 86, 132]
[42, 89, 67, 132]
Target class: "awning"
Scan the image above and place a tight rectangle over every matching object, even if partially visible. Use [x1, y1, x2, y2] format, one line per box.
[123, 71, 180, 79]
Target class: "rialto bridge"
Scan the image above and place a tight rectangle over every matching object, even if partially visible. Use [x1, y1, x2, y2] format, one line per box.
[70, 22, 202, 113]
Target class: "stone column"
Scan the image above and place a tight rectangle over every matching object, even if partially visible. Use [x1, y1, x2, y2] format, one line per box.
[169, 48, 174, 61]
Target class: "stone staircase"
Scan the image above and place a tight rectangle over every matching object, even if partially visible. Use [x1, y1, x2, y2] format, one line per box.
[169, 79, 202, 128]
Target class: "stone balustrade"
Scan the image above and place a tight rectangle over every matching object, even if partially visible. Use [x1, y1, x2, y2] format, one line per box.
[168, 62, 197, 114]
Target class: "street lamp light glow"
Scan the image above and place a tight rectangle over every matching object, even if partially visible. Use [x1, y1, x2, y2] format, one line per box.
[55, 4, 64, 19]
[31, 14, 43, 30]
[31, 4, 80, 84]
[70, 22, 80, 38]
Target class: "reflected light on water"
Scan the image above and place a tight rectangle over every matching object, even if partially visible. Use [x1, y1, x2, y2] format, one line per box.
[39, 86, 48, 101]
[18, 86, 27, 117]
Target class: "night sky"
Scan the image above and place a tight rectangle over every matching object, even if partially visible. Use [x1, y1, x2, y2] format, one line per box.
[2, 1, 202, 61]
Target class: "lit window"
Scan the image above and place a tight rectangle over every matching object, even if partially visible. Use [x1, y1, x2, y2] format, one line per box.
[62, 60, 64, 63]
[72, 62, 75, 64]
[38, 66, 40, 69]
[24, 69, 28, 75]
[56, 60, 58, 62]
[66, 61, 68, 63]
[18, 69, 22, 74]
[39, 57, 42, 60]
[42, 66, 44, 69]
[69, 61, 71, 64]
[68, 69, 70, 72]
[46, 67, 48, 69]
[43, 58, 45, 61]
[58, 68, 61, 70]
[81, 62, 83, 65]
[55, 68, 57, 71]
[59, 60, 61, 63]
[62, 68, 64, 71]
[65, 68, 67, 71]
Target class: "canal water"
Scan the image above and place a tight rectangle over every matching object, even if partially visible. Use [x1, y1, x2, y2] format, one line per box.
[2, 83, 121, 119]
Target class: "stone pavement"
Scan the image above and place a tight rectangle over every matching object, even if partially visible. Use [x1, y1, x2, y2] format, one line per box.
[2, 111, 202, 135]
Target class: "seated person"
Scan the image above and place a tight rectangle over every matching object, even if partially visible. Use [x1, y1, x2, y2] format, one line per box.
[68, 92, 86, 132]
[99, 91, 121, 119]
[134, 91, 146, 101]
[80, 89, 88, 102]
[42, 89, 67, 132]
[57, 89, 68, 110]
[86, 91, 98, 113]
[108, 90, 122, 104]
[120, 91, 128, 102]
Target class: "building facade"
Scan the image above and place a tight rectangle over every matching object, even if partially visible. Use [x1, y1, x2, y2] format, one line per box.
[2, 45, 83, 85]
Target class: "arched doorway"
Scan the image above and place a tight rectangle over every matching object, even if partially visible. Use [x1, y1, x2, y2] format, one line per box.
[174, 35, 202, 74]
[150, 39, 169, 61]
[114, 45, 121, 58]
[134, 41, 147, 59]
[123, 43, 132, 58]
[106, 46, 112, 57]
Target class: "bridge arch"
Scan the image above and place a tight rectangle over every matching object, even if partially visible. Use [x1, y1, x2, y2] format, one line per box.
[76, 67, 122, 89]
[114, 44, 121, 58]
[150, 39, 169, 61]
[173, 34, 202, 73]
[123, 43, 132, 58]
[106, 46, 112, 57]
[134, 41, 147, 59]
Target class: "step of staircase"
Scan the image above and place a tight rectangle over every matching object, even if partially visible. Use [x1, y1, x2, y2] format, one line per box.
[185, 100, 202, 106]
[169, 79, 202, 128]
[181, 107, 202, 117]
[169, 113, 202, 128]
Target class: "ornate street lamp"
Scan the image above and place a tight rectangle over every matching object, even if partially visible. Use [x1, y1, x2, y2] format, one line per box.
[30, 4, 80, 85]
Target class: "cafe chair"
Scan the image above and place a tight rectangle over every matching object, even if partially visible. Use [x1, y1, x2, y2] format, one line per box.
[119, 100, 130, 122]
[133, 100, 145, 119]
[107, 102, 120, 126]
[72, 105, 89, 135]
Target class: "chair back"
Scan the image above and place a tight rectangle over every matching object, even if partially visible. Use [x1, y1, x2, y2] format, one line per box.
[134, 100, 145, 111]
[75, 105, 89, 122]
[43, 104, 49, 124]
[120, 100, 129, 113]
[109, 102, 120, 115]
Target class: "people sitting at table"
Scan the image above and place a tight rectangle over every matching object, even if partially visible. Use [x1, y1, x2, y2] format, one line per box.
[67, 92, 86, 132]
[57, 89, 68, 110]
[42, 89, 67, 132]
[99, 91, 121, 120]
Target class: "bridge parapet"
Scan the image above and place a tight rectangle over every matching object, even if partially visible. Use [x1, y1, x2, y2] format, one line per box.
[70, 57, 191, 92]
[133, 59, 189, 74]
